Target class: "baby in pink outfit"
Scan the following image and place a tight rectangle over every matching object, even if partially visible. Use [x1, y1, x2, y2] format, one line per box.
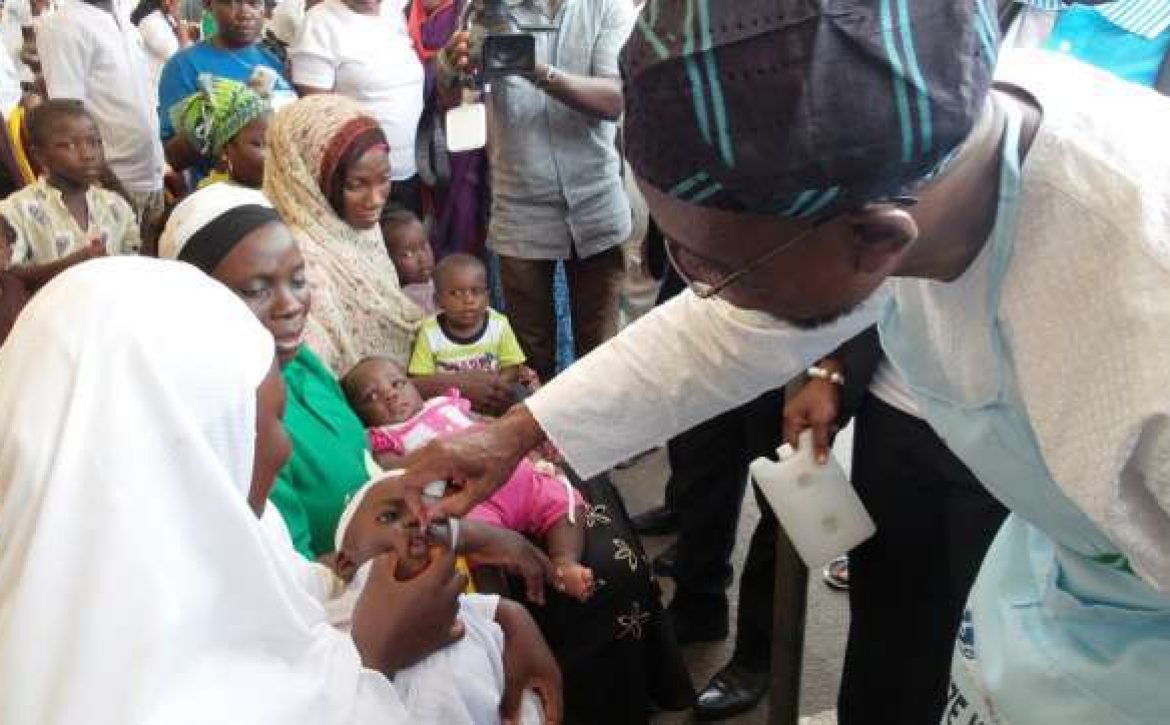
[342, 356, 595, 601]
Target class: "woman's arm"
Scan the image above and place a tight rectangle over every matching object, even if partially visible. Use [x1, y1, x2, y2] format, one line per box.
[456, 519, 554, 605]
[9, 242, 104, 291]
[495, 599, 563, 723]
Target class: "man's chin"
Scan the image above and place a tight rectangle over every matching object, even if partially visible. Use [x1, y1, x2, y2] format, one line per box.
[784, 307, 853, 330]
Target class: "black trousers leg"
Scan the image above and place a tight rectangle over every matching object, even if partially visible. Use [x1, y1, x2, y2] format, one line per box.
[669, 405, 751, 602]
[731, 484, 779, 670]
[837, 396, 1008, 725]
[671, 389, 783, 641]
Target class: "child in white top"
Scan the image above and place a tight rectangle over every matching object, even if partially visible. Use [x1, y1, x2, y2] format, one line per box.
[0, 100, 138, 289]
[332, 474, 551, 725]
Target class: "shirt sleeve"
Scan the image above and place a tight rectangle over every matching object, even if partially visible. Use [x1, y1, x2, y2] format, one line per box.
[289, 10, 338, 90]
[0, 202, 30, 265]
[496, 316, 526, 367]
[37, 17, 90, 101]
[407, 327, 437, 375]
[591, 0, 637, 77]
[459, 592, 501, 623]
[527, 288, 887, 478]
[113, 198, 142, 255]
[268, 471, 317, 559]
[156, 53, 192, 140]
[137, 13, 178, 64]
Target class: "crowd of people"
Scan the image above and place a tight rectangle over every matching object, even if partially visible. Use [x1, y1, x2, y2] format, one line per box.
[2, 0, 1170, 724]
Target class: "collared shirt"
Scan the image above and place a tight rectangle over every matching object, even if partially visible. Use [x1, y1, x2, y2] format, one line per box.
[483, 0, 636, 260]
[37, 0, 164, 193]
[1012, 0, 1170, 86]
[1, 177, 141, 264]
[1019, 0, 1170, 38]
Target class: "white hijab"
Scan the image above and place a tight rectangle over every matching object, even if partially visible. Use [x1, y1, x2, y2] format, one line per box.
[0, 258, 406, 725]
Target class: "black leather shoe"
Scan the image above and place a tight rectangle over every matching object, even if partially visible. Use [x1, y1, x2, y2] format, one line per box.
[652, 542, 678, 577]
[693, 661, 769, 721]
[668, 594, 729, 645]
[632, 504, 678, 535]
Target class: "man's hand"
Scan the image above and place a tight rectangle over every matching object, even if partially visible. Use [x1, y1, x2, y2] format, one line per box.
[459, 520, 555, 605]
[781, 375, 842, 465]
[350, 546, 467, 677]
[496, 600, 563, 725]
[442, 30, 474, 76]
[393, 404, 547, 523]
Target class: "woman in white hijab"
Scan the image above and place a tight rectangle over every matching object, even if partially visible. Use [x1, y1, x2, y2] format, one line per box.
[0, 257, 464, 725]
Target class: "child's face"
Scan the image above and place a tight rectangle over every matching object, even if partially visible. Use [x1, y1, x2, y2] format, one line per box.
[340, 478, 435, 580]
[347, 358, 425, 427]
[223, 115, 268, 189]
[435, 265, 489, 330]
[382, 220, 434, 286]
[38, 115, 104, 189]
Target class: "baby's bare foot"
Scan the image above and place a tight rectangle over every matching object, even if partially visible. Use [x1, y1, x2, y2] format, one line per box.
[554, 562, 595, 602]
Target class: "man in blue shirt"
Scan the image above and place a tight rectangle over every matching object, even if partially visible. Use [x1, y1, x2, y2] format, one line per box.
[158, 0, 296, 183]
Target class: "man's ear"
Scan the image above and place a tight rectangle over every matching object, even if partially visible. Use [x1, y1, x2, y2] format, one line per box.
[847, 207, 918, 275]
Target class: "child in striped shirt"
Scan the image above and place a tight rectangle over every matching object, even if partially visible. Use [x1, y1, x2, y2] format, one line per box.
[408, 252, 526, 384]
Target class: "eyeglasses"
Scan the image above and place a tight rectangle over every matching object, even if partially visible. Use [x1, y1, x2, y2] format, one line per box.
[663, 196, 918, 300]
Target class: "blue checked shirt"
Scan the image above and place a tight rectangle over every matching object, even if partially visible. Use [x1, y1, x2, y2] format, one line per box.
[1019, 0, 1170, 38]
[1015, 0, 1170, 85]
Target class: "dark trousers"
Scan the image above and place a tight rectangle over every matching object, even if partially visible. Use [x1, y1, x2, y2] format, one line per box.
[838, 395, 1008, 725]
[669, 389, 783, 670]
[498, 246, 625, 382]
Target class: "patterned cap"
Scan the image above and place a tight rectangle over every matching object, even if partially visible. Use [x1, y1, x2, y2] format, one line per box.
[622, 0, 1000, 218]
[169, 74, 270, 161]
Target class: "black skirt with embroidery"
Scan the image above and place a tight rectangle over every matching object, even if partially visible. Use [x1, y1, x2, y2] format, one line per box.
[525, 472, 694, 725]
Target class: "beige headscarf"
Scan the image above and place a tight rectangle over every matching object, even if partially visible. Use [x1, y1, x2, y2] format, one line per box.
[264, 95, 423, 374]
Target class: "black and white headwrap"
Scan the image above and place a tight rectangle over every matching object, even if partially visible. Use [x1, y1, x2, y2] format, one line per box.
[158, 184, 281, 273]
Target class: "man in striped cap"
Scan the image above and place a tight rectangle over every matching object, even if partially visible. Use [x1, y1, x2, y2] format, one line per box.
[394, 2, 1170, 722]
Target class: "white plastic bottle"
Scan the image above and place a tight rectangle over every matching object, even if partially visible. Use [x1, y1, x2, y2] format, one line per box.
[749, 429, 876, 569]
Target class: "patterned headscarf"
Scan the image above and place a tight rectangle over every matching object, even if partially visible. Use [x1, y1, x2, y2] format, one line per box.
[263, 95, 424, 375]
[170, 75, 270, 160]
[622, 0, 1000, 218]
[317, 115, 389, 220]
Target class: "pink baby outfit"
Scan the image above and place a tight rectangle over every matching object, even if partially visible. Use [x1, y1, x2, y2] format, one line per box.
[368, 392, 583, 536]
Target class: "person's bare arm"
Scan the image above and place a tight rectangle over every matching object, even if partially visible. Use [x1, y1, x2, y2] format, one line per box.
[543, 517, 582, 567]
[373, 449, 408, 472]
[434, 32, 622, 120]
[163, 134, 204, 172]
[458, 520, 554, 605]
[10, 242, 104, 290]
[529, 64, 622, 121]
[412, 370, 514, 415]
[544, 516, 594, 601]
[499, 364, 522, 386]
[495, 599, 563, 724]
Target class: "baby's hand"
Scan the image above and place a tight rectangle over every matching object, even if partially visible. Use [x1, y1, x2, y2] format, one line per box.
[553, 561, 595, 602]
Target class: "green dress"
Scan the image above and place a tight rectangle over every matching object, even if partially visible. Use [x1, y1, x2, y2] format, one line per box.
[270, 346, 370, 559]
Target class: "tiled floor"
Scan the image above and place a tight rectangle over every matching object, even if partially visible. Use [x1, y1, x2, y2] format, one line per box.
[610, 438, 854, 725]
